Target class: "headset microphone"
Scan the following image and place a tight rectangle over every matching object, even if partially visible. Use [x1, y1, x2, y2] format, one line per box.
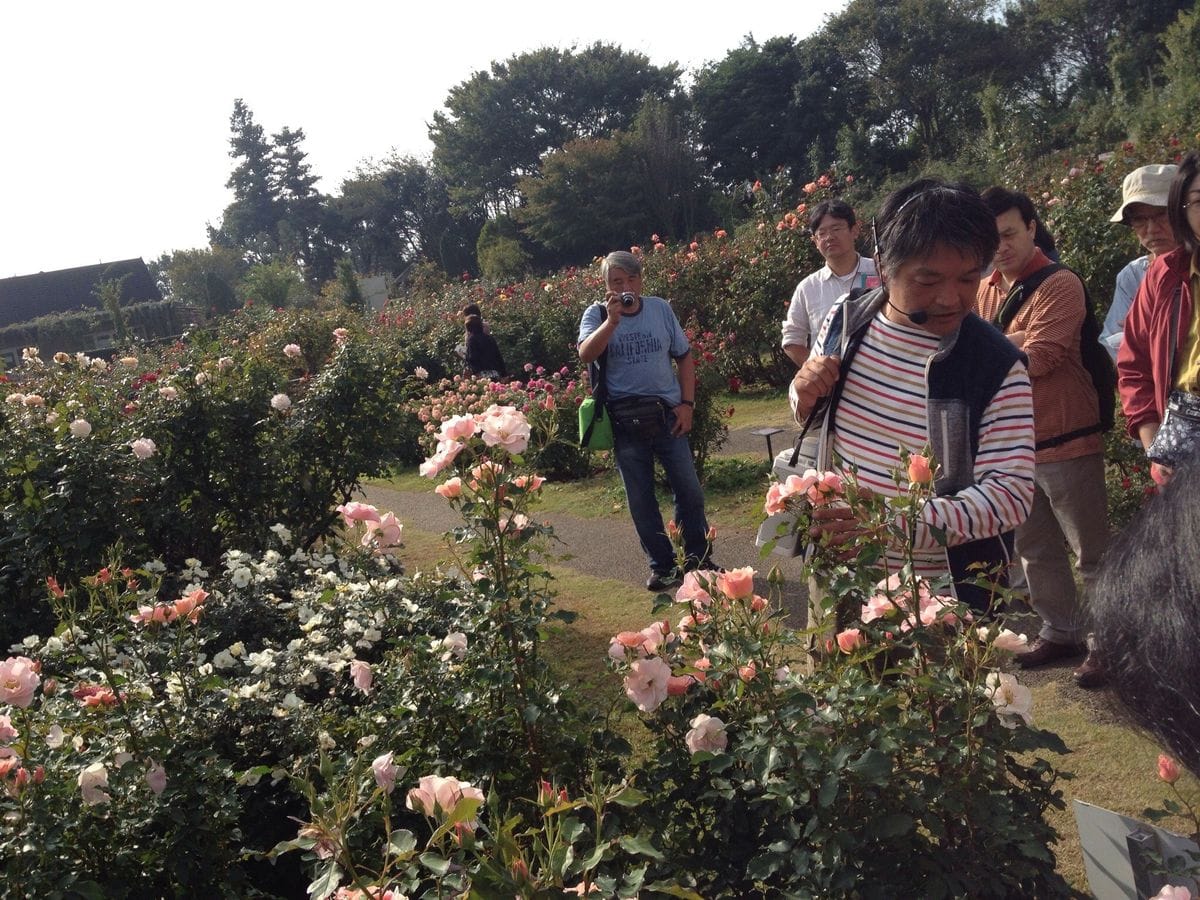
[886, 298, 929, 326]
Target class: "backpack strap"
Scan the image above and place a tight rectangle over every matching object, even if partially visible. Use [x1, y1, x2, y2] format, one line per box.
[787, 287, 873, 467]
[993, 263, 1064, 331]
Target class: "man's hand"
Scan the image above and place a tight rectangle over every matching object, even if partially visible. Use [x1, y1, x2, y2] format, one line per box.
[791, 354, 841, 420]
[672, 403, 693, 436]
[604, 289, 631, 319]
[1008, 330, 1027, 350]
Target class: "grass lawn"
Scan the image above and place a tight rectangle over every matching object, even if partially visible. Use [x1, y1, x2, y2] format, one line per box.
[723, 385, 795, 431]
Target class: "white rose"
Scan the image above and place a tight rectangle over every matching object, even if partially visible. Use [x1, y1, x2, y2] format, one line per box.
[69, 419, 92, 438]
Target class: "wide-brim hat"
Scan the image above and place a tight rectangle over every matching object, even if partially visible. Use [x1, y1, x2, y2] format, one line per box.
[1111, 164, 1178, 223]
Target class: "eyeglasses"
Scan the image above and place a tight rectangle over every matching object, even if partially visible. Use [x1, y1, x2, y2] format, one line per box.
[813, 224, 849, 239]
[1129, 210, 1169, 228]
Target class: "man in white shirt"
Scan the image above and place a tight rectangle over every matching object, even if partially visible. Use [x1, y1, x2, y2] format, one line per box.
[781, 200, 880, 367]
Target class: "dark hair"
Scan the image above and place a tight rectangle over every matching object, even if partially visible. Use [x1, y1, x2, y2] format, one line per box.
[980, 186, 1036, 226]
[1168, 151, 1200, 255]
[462, 303, 482, 318]
[1092, 455, 1200, 774]
[873, 178, 999, 277]
[464, 314, 484, 336]
[807, 200, 856, 233]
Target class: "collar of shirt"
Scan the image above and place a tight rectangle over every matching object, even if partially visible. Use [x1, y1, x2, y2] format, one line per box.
[987, 248, 1052, 288]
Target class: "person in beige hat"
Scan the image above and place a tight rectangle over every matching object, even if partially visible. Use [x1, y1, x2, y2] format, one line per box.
[1099, 164, 1179, 360]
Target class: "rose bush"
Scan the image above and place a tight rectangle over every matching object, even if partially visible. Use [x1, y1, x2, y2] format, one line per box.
[0, 310, 427, 648]
[600, 452, 1072, 896]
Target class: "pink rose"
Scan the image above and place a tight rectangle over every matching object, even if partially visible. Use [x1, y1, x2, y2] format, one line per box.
[512, 474, 545, 491]
[373, 752, 397, 793]
[146, 760, 167, 795]
[437, 414, 478, 443]
[675, 570, 714, 607]
[806, 471, 844, 506]
[337, 502, 381, 526]
[78, 762, 111, 806]
[1158, 753, 1182, 784]
[476, 404, 531, 454]
[981, 627, 1029, 653]
[684, 713, 728, 755]
[435, 477, 464, 499]
[666, 675, 696, 696]
[364, 512, 403, 553]
[406, 774, 484, 825]
[717, 566, 755, 600]
[764, 482, 789, 515]
[419, 439, 466, 478]
[623, 657, 671, 712]
[0, 656, 40, 708]
[129, 438, 157, 460]
[836, 629, 865, 653]
[350, 660, 373, 694]
[283, 343, 302, 358]
[0, 715, 17, 743]
[172, 587, 209, 623]
[332, 328, 349, 344]
[738, 662, 758, 682]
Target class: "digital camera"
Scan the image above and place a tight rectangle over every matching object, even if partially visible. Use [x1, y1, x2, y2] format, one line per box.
[620, 292, 636, 308]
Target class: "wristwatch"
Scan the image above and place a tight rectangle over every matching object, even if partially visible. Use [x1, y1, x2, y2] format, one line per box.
[679, 400, 694, 407]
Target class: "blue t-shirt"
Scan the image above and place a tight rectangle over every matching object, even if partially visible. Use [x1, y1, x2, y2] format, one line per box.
[1100, 255, 1151, 360]
[578, 296, 690, 405]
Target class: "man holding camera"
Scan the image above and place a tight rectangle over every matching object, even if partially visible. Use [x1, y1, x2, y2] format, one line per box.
[578, 250, 713, 591]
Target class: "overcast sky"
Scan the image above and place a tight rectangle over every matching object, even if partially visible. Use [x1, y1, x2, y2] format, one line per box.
[1, 0, 847, 278]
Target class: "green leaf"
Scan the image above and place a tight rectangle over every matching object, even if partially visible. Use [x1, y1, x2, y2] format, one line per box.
[420, 852, 452, 876]
[643, 883, 705, 899]
[609, 784, 648, 807]
[817, 772, 839, 808]
[876, 813, 915, 837]
[848, 748, 893, 780]
[387, 829, 417, 857]
[306, 863, 343, 900]
[618, 834, 664, 860]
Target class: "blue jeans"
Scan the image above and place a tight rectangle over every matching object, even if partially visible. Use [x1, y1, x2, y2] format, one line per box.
[613, 421, 710, 574]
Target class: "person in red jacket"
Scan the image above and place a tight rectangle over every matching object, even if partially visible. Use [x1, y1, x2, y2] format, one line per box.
[1119, 152, 1200, 485]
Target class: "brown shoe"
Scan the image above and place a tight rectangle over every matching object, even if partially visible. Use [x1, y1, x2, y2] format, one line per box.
[1073, 651, 1108, 689]
[1016, 636, 1086, 669]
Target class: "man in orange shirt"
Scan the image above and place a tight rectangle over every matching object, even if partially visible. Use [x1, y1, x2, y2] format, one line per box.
[976, 188, 1110, 675]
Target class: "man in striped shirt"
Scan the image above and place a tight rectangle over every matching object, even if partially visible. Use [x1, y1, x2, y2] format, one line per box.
[976, 187, 1110, 673]
[790, 179, 1035, 612]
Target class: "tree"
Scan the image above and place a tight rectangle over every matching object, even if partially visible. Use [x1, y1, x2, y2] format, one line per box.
[272, 126, 338, 281]
[429, 43, 681, 217]
[691, 36, 810, 182]
[154, 246, 246, 315]
[210, 99, 280, 260]
[336, 156, 481, 277]
[829, 0, 1008, 162]
[624, 96, 713, 240]
[518, 137, 651, 262]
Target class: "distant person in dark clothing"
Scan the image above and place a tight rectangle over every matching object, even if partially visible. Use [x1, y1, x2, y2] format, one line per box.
[464, 314, 506, 378]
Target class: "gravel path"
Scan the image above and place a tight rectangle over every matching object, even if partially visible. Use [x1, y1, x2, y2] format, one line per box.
[361, 477, 813, 625]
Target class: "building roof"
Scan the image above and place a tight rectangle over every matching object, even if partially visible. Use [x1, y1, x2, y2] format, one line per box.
[0, 259, 163, 328]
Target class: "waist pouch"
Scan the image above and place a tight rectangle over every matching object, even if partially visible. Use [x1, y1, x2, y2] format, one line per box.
[608, 396, 669, 440]
[1148, 389, 1200, 467]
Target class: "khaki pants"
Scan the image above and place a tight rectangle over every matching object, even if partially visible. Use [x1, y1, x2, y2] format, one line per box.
[1016, 453, 1110, 645]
